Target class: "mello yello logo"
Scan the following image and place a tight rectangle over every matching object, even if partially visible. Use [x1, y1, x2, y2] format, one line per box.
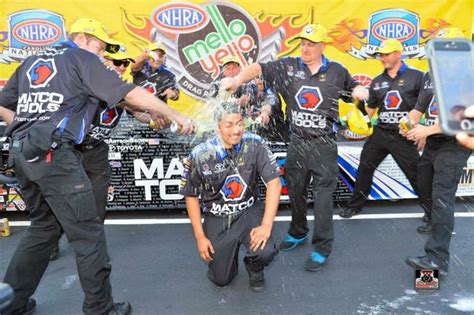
[151, 2, 260, 99]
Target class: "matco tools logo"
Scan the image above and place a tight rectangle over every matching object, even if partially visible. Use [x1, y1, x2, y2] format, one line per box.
[151, 2, 261, 99]
[295, 86, 323, 111]
[428, 97, 438, 117]
[27, 58, 57, 88]
[221, 174, 247, 201]
[384, 90, 402, 110]
[100, 106, 119, 126]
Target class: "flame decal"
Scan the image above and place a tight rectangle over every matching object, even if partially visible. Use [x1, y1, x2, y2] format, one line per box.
[254, 9, 312, 56]
[121, 8, 155, 44]
[419, 18, 451, 43]
[327, 18, 367, 53]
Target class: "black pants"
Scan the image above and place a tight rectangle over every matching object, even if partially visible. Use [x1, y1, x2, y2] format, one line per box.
[347, 127, 420, 210]
[81, 141, 111, 222]
[204, 202, 277, 287]
[3, 141, 114, 314]
[417, 136, 471, 269]
[285, 135, 339, 257]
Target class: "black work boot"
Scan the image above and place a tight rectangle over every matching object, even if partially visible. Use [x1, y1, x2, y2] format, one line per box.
[3, 298, 36, 315]
[245, 265, 265, 293]
[108, 302, 132, 315]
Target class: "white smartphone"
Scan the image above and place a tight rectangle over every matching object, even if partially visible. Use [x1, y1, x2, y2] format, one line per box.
[427, 38, 474, 135]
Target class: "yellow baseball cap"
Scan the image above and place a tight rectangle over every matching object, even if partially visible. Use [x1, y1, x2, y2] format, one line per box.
[295, 24, 330, 43]
[436, 27, 464, 39]
[148, 42, 166, 53]
[222, 56, 240, 67]
[375, 38, 403, 54]
[104, 44, 135, 62]
[70, 18, 120, 53]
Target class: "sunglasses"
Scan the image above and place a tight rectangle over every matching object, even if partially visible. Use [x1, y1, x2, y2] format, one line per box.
[112, 59, 130, 67]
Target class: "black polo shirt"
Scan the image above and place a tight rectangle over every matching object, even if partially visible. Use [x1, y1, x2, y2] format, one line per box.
[79, 101, 125, 149]
[0, 41, 134, 143]
[180, 132, 281, 216]
[368, 62, 423, 130]
[414, 72, 451, 140]
[260, 55, 357, 139]
[133, 63, 179, 103]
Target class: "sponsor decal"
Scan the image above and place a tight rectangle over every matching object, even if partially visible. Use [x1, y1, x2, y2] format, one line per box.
[384, 90, 402, 110]
[428, 96, 438, 117]
[220, 174, 247, 201]
[124, 3, 309, 99]
[327, 8, 453, 60]
[142, 82, 157, 94]
[1, 9, 66, 63]
[295, 86, 323, 111]
[353, 74, 373, 88]
[134, 157, 184, 201]
[151, 3, 209, 34]
[415, 269, 440, 290]
[100, 106, 120, 126]
[27, 58, 57, 88]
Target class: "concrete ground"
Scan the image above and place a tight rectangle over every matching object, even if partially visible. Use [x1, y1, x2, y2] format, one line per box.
[1, 198, 474, 314]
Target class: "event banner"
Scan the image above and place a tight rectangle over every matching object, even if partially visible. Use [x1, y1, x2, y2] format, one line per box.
[0, 1, 471, 113]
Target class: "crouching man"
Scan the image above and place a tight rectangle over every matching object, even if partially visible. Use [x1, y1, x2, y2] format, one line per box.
[179, 102, 281, 292]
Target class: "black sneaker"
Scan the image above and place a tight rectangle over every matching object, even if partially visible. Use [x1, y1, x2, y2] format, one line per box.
[304, 251, 327, 272]
[108, 302, 132, 315]
[5, 298, 36, 315]
[339, 207, 362, 219]
[405, 255, 448, 277]
[49, 246, 59, 261]
[247, 270, 265, 293]
[279, 234, 307, 251]
[416, 223, 433, 234]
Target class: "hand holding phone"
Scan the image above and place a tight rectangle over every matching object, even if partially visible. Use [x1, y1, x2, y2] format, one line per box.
[427, 38, 474, 135]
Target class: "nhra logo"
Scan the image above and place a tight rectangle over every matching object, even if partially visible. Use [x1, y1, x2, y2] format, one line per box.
[221, 174, 247, 201]
[368, 9, 419, 46]
[100, 106, 119, 126]
[295, 86, 323, 111]
[384, 90, 402, 110]
[142, 82, 157, 94]
[428, 96, 438, 117]
[8, 9, 66, 48]
[151, 3, 209, 34]
[26, 58, 57, 88]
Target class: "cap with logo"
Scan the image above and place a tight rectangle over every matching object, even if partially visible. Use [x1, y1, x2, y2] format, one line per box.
[148, 42, 166, 53]
[104, 44, 135, 62]
[295, 24, 330, 43]
[375, 38, 403, 55]
[435, 27, 464, 39]
[222, 56, 240, 67]
[70, 18, 120, 53]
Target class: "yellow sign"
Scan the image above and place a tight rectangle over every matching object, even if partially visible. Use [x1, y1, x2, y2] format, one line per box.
[0, 1, 471, 115]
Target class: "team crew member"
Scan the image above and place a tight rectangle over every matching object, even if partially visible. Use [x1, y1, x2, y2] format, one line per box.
[180, 102, 281, 292]
[49, 44, 164, 260]
[209, 56, 257, 109]
[339, 39, 424, 219]
[0, 18, 195, 315]
[221, 24, 368, 271]
[403, 28, 471, 276]
[131, 42, 180, 103]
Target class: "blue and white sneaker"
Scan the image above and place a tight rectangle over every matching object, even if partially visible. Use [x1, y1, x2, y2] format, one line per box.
[279, 234, 308, 251]
[304, 251, 327, 272]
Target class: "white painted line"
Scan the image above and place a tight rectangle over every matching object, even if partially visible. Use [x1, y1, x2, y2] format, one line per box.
[5, 212, 474, 226]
